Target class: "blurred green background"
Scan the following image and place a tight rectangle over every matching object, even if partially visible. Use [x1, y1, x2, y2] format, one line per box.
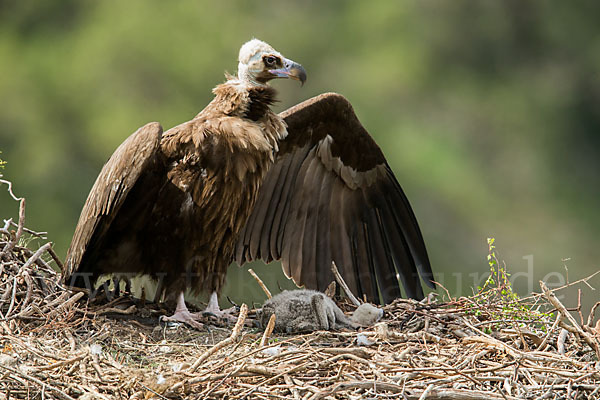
[1, 1, 599, 308]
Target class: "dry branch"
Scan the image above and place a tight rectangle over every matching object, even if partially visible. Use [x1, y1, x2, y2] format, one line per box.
[330, 261, 361, 306]
[260, 313, 276, 347]
[248, 268, 272, 299]
[540, 280, 600, 357]
[188, 303, 248, 373]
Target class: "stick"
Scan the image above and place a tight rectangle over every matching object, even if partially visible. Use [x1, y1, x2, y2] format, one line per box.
[0, 178, 23, 201]
[0, 198, 25, 258]
[0, 363, 77, 400]
[587, 301, 600, 328]
[283, 374, 301, 400]
[419, 384, 436, 400]
[540, 281, 600, 358]
[522, 271, 600, 301]
[47, 243, 64, 270]
[201, 361, 248, 398]
[36, 354, 87, 371]
[0, 218, 11, 235]
[18, 245, 55, 272]
[239, 358, 313, 398]
[46, 292, 85, 318]
[330, 261, 361, 306]
[4, 277, 18, 319]
[188, 303, 248, 373]
[248, 269, 271, 299]
[260, 314, 276, 347]
[9, 221, 47, 238]
[22, 242, 52, 269]
[19, 271, 34, 314]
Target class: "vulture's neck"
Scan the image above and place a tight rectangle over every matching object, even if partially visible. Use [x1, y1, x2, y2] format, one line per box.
[198, 79, 287, 153]
[246, 85, 277, 121]
[209, 79, 278, 122]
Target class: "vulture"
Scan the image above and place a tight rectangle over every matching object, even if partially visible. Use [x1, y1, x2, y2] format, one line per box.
[63, 39, 435, 327]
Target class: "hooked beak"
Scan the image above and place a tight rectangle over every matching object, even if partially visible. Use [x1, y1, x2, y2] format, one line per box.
[269, 58, 307, 85]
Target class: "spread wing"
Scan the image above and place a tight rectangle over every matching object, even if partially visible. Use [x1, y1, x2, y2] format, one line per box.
[235, 93, 434, 304]
[63, 122, 163, 281]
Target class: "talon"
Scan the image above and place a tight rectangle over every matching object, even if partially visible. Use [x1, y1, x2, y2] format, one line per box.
[159, 315, 183, 328]
[161, 312, 205, 330]
[160, 292, 206, 330]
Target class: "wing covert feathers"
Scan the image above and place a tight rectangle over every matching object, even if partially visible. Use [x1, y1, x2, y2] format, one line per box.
[236, 93, 434, 303]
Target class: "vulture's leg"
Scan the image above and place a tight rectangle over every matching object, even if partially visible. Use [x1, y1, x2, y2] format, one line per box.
[112, 277, 121, 298]
[153, 279, 165, 304]
[202, 291, 238, 323]
[159, 291, 205, 330]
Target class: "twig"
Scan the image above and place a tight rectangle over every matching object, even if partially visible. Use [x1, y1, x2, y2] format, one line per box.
[523, 271, 600, 301]
[284, 375, 301, 399]
[0, 218, 11, 235]
[83, 304, 136, 316]
[9, 221, 47, 238]
[0, 198, 25, 258]
[36, 354, 87, 371]
[46, 291, 85, 318]
[201, 361, 248, 398]
[18, 245, 55, 272]
[309, 381, 405, 400]
[419, 384, 436, 400]
[540, 281, 600, 357]
[260, 314, 276, 347]
[248, 268, 272, 299]
[4, 277, 18, 319]
[0, 178, 23, 201]
[46, 243, 64, 270]
[22, 242, 52, 269]
[0, 363, 77, 400]
[586, 301, 600, 328]
[330, 261, 361, 306]
[188, 303, 248, 373]
[239, 358, 313, 399]
[19, 271, 34, 313]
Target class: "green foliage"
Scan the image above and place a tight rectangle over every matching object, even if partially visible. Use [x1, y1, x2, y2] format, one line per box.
[466, 238, 554, 333]
[0, 151, 5, 170]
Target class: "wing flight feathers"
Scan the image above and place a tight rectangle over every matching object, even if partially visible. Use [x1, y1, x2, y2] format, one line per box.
[235, 93, 434, 303]
[64, 122, 163, 280]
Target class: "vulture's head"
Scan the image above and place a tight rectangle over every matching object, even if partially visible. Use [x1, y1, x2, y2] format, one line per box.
[237, 39, 307, 86]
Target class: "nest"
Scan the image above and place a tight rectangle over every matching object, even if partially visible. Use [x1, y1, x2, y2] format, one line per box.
[0, 192, 81, 335]
[1, 180, 600, 399]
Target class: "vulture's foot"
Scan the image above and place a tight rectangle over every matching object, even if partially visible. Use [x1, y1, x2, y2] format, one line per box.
[160, 310, 205, 330]
[202, 305, 239, 324]
[202, 292, 239, 324]
[159, 291, 205, 330]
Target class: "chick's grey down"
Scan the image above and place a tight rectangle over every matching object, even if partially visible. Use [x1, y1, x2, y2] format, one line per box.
[259, 289, 383, 333]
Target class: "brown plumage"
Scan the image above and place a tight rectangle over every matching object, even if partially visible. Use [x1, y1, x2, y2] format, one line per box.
[236, 92, 434, 302]
[63, 39, 434, 326]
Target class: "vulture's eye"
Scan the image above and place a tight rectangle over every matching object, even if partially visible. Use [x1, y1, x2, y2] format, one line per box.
[264, 56, 277, 67]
